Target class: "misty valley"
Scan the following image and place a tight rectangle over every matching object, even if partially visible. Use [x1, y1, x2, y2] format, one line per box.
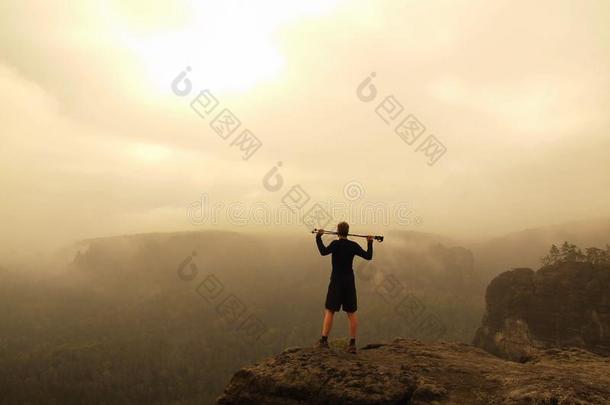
[2, 221, 610, 404]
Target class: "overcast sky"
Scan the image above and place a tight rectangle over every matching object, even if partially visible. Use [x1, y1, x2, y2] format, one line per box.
[1, 0, 609, 255]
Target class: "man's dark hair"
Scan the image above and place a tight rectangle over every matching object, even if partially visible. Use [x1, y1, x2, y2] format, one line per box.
[337, 221, 349, 237]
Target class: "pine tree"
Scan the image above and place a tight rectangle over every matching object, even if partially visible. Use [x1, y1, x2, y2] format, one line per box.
[549, 244, 560, 263]
[541, 244, 561, 266]
[559, 241, 584, 263]
[585, 247, 604, 265]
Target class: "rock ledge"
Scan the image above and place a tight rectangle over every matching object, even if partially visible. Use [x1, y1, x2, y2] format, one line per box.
[217, 338, 610, 404]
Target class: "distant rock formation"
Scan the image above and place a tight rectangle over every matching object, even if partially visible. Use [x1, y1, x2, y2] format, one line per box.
[474, 262, 610, 361]
[427, 243, 477, 289]
[217, 338, 610, 404]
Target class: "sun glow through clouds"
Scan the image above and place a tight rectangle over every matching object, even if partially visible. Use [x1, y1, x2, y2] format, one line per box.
[112, 0, 342, 94]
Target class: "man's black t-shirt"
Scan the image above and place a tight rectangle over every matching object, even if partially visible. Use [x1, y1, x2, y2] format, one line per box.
[316, 235, 373, 277]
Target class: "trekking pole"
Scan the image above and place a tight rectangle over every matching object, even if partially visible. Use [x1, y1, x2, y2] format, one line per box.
[311, 229, 384, 242]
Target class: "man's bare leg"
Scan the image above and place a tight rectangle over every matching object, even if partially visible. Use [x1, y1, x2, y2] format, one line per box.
[315, 310, 334, 348]
[346, 312, 358, 353]
[322, 309, 335, 337]
[346, 312, 358, 338]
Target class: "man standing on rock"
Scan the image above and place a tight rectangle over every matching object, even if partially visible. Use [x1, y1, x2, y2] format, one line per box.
[314, 222, 373, 354]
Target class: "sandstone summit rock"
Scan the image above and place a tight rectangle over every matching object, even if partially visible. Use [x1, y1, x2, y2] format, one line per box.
[474, 262, 610, 361]
[217, 338, 610, 404]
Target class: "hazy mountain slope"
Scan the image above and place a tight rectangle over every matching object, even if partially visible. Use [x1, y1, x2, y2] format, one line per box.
[0, 229, 484, 404]
[467, 217, 610, 281]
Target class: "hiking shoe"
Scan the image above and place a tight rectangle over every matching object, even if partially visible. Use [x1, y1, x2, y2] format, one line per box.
[346, 344, 357, 354]
[314, 339, 329, 349]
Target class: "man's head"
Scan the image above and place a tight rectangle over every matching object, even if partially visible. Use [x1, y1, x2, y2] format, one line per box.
[337, 221, 349, 237]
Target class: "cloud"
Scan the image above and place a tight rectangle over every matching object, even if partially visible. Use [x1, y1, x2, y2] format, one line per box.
[1, 0, 609, 254]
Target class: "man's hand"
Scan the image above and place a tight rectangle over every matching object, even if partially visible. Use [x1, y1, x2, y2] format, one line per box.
[317, 229, 325, 236]
[367, 235, 374, 242]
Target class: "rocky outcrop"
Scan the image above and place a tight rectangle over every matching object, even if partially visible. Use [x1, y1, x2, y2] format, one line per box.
[474, 262, 610, 361]
[217, 338, 610, 404]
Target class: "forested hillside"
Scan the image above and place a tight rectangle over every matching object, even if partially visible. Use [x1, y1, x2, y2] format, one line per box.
[0, 230, 483, 404]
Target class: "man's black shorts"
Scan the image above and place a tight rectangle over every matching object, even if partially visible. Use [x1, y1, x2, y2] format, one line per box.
[325, 274, 357, 312]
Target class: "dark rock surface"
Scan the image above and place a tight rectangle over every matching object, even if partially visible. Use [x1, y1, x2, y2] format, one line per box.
[217, 338, 610, 404]
[474, 263, 610, 360]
